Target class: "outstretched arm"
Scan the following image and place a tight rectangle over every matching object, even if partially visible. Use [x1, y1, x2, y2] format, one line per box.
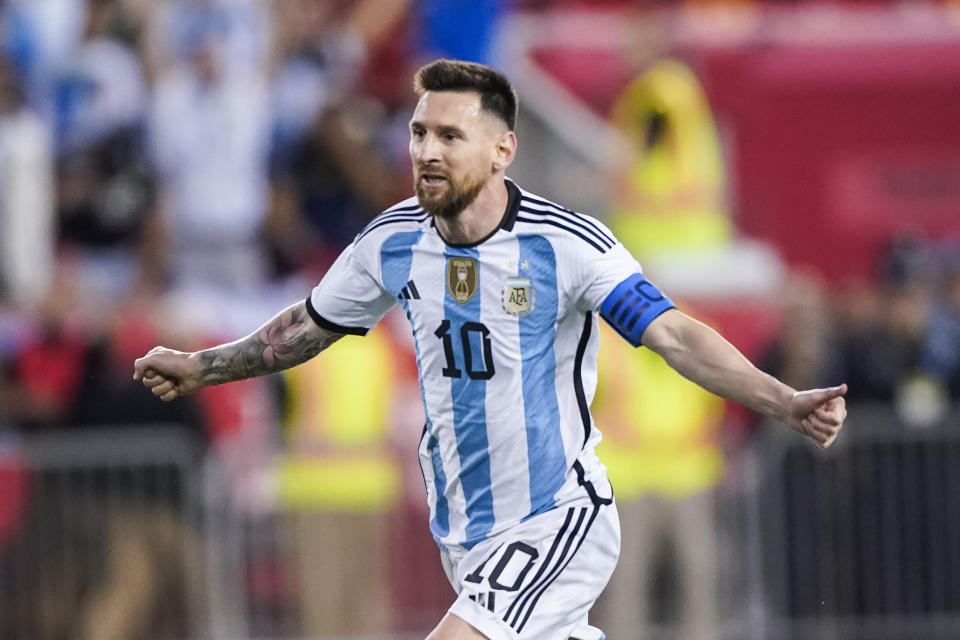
[640, 309, 847, 448]
[133, 300, 343, 401]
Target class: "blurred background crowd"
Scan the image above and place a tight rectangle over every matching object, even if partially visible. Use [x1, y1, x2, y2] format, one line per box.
[1, 0, 960, 639]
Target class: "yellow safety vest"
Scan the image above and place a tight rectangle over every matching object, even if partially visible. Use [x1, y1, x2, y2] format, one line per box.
[277, 325, 402, 512]
[594, 321, 725, 499]
[608, 59, 730, 259]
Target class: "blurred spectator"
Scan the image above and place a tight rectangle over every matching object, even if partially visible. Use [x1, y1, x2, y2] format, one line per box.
[0, 275, 88, 431]
[69, 310, 206, 640]
[591, 58, 743, 640]
[833, 237, 938, 404]
[771, 235, 952, 428]
[606, 58, 783, 299]
[145, 0, 268, 82]
[758, 232, 958, 431]
[277, 312, 419, 637]
[53, 0, 147, 152]
[148, 12, 274, 334]
[53, 0, 157, 314]
[70, 309, 203, 431]
[0, 53, 54, 311]
[267, 0, 408, 276]
[590, 319, 724, 640]
[920, 242, 960, 399]
[607, 59, 728, 261]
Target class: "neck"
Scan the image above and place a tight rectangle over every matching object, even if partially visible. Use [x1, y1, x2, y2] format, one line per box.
[433, 176, 508, 245]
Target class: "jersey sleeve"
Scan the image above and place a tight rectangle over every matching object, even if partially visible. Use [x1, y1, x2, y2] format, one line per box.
[573, 224, 675, 348]
[306, 240, 396, 336]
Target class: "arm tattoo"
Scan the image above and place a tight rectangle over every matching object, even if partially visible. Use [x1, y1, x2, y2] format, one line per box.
[197, 302, 343, 385]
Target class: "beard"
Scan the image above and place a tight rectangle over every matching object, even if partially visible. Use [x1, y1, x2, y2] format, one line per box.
[415, 172, 485, 220]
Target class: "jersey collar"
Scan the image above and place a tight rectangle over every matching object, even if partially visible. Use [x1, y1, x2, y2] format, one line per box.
[434, 178, 522, 248]
[500, 178, 521, 232]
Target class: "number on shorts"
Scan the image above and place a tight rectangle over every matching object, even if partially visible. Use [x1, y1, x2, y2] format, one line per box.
[465, 541, 539, 592]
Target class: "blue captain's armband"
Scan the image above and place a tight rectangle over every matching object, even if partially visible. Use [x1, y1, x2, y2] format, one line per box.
[600, 273, 675, 347]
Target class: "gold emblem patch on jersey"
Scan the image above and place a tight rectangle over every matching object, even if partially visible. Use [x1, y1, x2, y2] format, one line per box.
[447, 257, 479, 304]
[502, 276, 534, 316]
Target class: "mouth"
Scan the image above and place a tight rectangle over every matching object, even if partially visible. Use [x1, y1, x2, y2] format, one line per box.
[418, 173, 448, 188]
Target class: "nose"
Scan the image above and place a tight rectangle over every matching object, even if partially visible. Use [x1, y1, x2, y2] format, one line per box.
[412, 132, 441, 165]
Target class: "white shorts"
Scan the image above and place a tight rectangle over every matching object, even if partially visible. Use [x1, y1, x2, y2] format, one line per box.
[441, 488, 620, 640]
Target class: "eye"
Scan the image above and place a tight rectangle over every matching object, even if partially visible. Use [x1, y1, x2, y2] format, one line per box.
[411, 126, 425, 139]
[442, 132, 459, 142]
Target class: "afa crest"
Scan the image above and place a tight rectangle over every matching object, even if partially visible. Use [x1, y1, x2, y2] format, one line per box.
[502, 276, 534, 316]
[447, 257, 479, 304]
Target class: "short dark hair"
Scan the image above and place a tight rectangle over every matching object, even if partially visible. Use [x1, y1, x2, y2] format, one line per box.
[413, 59, 518, 131]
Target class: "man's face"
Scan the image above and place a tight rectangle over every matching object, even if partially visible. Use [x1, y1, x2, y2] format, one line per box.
[409, 90, 504, 219]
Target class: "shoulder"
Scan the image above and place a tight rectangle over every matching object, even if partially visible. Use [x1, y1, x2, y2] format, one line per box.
[513, 186, 617, 255]
[353, 196, 430, 248]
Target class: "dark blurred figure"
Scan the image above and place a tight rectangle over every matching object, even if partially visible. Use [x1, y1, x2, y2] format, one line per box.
[921, 243, 960, 400]
[760, 234, 956, 430]
[834, 237, 935, 399]
[823, 235, 952, 427]
[53, 0, 158, 317]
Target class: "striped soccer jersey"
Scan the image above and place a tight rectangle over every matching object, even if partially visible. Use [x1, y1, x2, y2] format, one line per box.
[307, 179, 675, 552]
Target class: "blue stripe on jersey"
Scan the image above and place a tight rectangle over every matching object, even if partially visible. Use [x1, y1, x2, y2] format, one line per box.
[380, 231, 449, 538]
[380, 230, 422, 303]
[600, 273, 675, 347]
[517, 235, 566, 516]
[428, 434, 450, 539]
[444, 246, 494, 549]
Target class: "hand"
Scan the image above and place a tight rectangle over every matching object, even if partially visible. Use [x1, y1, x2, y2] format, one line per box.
[787, 384, 848, 448]
[133, 346, 203, 402]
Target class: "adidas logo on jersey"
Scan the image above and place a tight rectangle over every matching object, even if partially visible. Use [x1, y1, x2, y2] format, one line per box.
[398, 280, 420, 300]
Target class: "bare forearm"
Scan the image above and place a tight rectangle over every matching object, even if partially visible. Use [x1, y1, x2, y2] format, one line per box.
[197, 301, 342, 385]
[675, 331, 793, 420]
[644, 310, 795, 421]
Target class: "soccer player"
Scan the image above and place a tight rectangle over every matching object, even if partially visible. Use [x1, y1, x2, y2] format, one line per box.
[133, 59, 847, 640]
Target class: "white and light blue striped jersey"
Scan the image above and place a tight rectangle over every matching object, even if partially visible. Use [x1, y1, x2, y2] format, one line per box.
[307, 179, 675, 552]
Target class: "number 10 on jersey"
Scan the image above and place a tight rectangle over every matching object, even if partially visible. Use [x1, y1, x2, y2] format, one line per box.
[434, 320, 495, 380]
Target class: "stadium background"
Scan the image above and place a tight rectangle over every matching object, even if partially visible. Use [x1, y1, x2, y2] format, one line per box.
[1, 0, 960, 639]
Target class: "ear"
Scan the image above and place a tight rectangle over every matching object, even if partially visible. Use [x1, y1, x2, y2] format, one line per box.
[491, 131, 517, 172]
